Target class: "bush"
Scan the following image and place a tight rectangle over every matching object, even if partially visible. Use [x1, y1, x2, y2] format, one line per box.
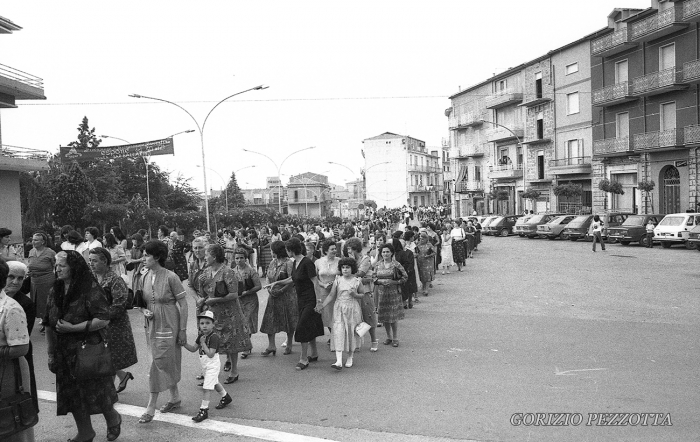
[553, 182, 583, 198]
[521, 188, 541, 200]
[638, 180, 655, 193]
[598, 178, 625, 195]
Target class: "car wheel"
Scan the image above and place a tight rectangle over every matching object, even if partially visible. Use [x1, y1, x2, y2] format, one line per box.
[569, 237, 577, 242]
[547, 235, 556, 240]
[500, 229, 509, 237]
[518, 234, 525, 237]
[685, 241, 695, 250]
[560, 233, 569, 240]
[661, 242, 671, 249]
[620, 241, 630, 246]
[639, 235, 649, 247]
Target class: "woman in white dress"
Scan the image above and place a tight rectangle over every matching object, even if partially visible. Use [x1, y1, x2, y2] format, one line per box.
[440, 224, 454, 274]
[314, 240, 340, 339]
[315, 257, 364, 370]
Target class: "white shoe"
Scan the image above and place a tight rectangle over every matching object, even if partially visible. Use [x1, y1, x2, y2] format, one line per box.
[441, 271, 445, 275]
[345, 358, 353, 368]
[281, 341, 287, 348]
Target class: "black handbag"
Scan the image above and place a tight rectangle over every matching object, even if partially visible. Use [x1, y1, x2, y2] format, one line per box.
[72, 320, 115, 380]
[0, 359, 38, 437]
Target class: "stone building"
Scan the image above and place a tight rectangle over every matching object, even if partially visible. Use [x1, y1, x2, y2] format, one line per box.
[286, 172, 332, 217]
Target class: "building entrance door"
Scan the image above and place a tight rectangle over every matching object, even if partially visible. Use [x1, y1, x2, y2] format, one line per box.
[661, 166, 681, 214]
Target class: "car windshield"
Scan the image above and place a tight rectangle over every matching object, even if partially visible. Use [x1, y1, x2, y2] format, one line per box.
[566, 216, 590, 228]
[659, 216, 685, 227]
[621, 215, 646, 227]
[527, 215, 547, 224]
[515, 217, 531, 226]
[549, 216, 567, 224]
[490, 217, 504, 225]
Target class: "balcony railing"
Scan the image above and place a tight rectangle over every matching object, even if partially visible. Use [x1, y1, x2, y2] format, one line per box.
[407, 164, 441, 173]
[633, 128, 683, 151]
[684, 124, 700, 145]
[485, 88, 523, 109]
[683, 0, 700, 21]
[591, 28, 636, 57]
[592, 81, 636, 106]
[593, 137, 633, 155]
[486, 126, 524, 143]
[0, 144, 50, 160]
[0, 64, 44, 90]
[630, 67, 687, 96]
[457, 143, 488, 158]
[408, 184, 442, 193]
[630, 7, 686, 42]
[549, 156, 591, 167]
[682, 59, 700, 82]
[455, 181, 483, 193]
[489, 163, 523, 172]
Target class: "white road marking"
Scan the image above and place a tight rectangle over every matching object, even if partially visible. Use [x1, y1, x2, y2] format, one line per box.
[38, 390, 337, 442]
[554, 366, 607, 376]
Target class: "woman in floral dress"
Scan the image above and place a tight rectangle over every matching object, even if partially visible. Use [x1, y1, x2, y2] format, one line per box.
[260, 240, 298, 355]
[372, 243, 408, 347]
[199, 243, 252, 384]
[232, 248, 261, 359]
[415, 232, 436, 296]
[258, 226, 273, 275]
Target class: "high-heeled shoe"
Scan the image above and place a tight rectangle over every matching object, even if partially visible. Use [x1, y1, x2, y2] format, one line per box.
[224, 374, 239, 384]
[106, 415, 122, 441]
[68, 437, 95, 442]
[223, 361, 232, 371]
[116, 372, 133, 393]
[307, 355, 319, 362]
[382, 338, 392, 345]
[283, 347, 292, 355]
[240, 350, 252, 359]
[330, 363, 342, 371]
[261, 348, 277, 356]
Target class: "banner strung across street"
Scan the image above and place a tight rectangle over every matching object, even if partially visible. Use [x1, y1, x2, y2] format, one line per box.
[59, 138, 174, 162]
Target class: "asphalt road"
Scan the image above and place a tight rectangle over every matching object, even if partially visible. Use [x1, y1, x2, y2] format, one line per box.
[31, 234, 699, 441]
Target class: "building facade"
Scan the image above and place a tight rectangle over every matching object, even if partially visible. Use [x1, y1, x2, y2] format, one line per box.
[0, 16, 48, 244]
[286, 172, 332, 217]
[590, 0, 700, 214]
[242, 176, 285, 211]
[447, 34, 594, 217]
[363, 132, 443, 208]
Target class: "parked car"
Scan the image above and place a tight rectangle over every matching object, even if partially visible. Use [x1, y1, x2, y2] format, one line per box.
[480, 216, 499, 236]
[607, 214, 664, 246]
[537, 215, 577, 239]
[653, 213, 700, 249]
[513, 213, 564, 238]
[562, 215, 594, 241]
[485, 215, 523, 237]
[687, 224, 700, 251]
[512, 215, 533, 237]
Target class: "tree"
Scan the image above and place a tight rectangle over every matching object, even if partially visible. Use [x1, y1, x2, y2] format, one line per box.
[51, 163, 97, 228]
[165, 174, 201, 212]
[364, 199, 377, 209]
[638, 180, 655, 213]
[224, 172, 246, 209]
[521, 188, 541, 201]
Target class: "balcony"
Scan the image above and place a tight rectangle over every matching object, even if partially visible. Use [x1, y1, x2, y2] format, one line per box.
[593, 137, 634, 157]
[630, 6, 687, 43]
[456, 143, 488, 158]
[0, 144, 50, 172]
[682, 59, 700, 83]
[488, 163, 523, 180]
[683, 0, 700, 22]
[549, 156, 592, 175]
[522, 137, 552, 146]
[408, 184, 442, 193]
[485, 88, 523, 109]
[486, 126, 524, 143]
[684, 124, 700, 145]
[630, 67, 688, 97]
[407, 164, 441, 173]
[633, 128, 684, 151]
[454, 111, 486, 129]
[592, 81, 637, 107]
[0, 63, 46, 108]
[455, 181, 484, 193]
[591, 28, 637, 58]
[521, 92, 552, 108]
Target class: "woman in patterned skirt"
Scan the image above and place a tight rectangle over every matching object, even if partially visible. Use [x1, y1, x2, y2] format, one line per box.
[258, 226, 273, 275]
[88, 248, 138, 395]
[372, 243, 408, 347]
[199, 244, 252, 384]
[260, 240, 298, 355]
[232, 248, 261, 359]
[415, 232, 436, 296]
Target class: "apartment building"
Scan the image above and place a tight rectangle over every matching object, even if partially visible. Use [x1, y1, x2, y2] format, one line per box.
[0, 16, 48, 244]
[590, 0, 700, 214]
[241, 176, 284, 209]
[286, 172, 332, 217]
[447, 35, 594, 217]
[363, 132, 443, 208]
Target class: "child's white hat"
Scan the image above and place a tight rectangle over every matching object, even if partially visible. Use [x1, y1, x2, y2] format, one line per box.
[197, 310, 215, 321]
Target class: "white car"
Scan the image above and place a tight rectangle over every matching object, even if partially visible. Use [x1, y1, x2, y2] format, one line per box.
[653, 213, 700, 249]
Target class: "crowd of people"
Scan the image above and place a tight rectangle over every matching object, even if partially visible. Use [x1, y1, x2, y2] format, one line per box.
[0, 209, 483, 441]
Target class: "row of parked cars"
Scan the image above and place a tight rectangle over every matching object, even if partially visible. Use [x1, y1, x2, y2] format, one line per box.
[473, 212, 700, 250]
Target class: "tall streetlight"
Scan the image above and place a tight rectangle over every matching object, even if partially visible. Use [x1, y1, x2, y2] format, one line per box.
[479, 118, 525, 214]
[242, 146, 316, 213]
[100, 130, 194, 207]
[129, 84, 268, 231]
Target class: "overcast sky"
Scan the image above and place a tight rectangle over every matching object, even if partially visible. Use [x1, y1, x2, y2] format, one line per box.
[2, 0, 650, 193]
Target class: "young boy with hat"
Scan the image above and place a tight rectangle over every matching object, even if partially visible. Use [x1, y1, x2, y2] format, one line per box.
[182, 310, 232, 422]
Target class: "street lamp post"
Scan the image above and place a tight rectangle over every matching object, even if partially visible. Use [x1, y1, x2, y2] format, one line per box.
[130, 85, 268, 231]
[479, 119, 525, 214]
[100, 130, 194, 208]
[242, 146, 316, 213]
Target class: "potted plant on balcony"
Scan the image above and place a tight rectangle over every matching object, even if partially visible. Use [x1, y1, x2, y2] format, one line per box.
[638, 180, 655, 213]
[598, 178, 625, 209]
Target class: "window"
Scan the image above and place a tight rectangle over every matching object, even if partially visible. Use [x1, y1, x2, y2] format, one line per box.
[517, 146, 523, 167]
[535, 72, 543, 99]
[660, 101, 676, 131]
[537, 151, 545, 179]
[294, 190, 299, 202]
[616, 112, 629, 138]
[660, 43, 675, 71]
[474, 165, 481, 182]
[536, 111, 544, 139]
[497, 79, 507, 92]
[567, 139, 581, 160]
[615, 60, 628, 83]
[565, 62, 579, 75]
[567, 92, 579, 115]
